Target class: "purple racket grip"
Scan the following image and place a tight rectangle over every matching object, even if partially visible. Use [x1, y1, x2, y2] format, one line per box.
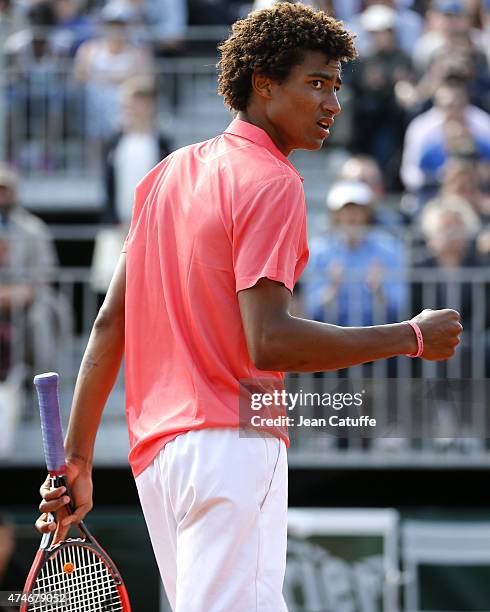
[34, 372, 66, 475]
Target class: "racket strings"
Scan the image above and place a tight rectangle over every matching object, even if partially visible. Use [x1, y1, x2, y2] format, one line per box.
[28, 544, 123, 611]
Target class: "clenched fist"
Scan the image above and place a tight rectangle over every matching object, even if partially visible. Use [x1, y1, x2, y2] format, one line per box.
[411, 309, 463, 361]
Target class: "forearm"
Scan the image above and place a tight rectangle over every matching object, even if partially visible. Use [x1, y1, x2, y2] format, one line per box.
[64, 315, 124, 469]
[260, 315, 415, 372]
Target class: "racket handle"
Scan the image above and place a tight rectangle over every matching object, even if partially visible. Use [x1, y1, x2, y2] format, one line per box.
[34, 372, 66, 475]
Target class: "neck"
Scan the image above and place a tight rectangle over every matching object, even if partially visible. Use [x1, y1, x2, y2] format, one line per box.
[236, 109, 291, 157]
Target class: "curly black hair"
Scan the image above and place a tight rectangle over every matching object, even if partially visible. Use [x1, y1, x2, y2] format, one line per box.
[217, 2, 357, 112]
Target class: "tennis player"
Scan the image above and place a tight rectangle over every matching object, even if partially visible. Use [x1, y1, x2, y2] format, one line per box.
[35, 4, 462, 611]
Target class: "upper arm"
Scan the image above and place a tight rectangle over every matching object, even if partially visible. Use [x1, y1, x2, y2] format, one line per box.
[238, 277, 292, 368]
[232, 174, 308, 367]
[97, 253, 126, 327]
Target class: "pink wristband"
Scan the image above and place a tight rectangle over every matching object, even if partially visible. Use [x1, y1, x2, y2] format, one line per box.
[405, 320, 424, 358]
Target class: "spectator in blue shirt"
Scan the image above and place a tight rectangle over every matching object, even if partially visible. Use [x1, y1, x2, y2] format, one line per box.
[303, 181, 407, 326]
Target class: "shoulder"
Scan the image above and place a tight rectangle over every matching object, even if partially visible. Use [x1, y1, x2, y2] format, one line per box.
[136, 153, 173, 190]
[223, 137, 303, 191]
[182, 133, 304, 197]
[238, 166, 304, 212]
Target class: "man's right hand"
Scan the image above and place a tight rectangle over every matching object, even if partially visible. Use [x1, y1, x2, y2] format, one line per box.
[411, 308, 463, 361]
[35, 461, 93, 544]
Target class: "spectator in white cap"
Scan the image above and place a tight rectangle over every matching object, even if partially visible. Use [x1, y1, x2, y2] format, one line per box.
[338, 153, 405, 228]
[302, 180, 407, 326]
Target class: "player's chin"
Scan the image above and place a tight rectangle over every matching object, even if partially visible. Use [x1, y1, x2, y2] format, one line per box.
[302, 137, 327, 151]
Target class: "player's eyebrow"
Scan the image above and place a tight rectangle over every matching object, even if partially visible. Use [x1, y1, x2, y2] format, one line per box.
[307, 71, 343, 87]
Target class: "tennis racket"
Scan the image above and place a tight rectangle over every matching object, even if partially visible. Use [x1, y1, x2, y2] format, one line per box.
[21, 372, 131, 612]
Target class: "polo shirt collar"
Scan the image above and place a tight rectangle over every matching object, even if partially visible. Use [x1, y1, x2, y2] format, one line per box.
[224, 118, 304, 182]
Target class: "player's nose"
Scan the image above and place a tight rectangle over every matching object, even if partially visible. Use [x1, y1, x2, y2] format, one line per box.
[323, 92, 341, 117]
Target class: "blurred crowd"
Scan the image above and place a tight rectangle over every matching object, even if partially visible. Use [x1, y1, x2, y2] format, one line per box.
[0, 514, 28, 612]
[0, 0, 489, 384]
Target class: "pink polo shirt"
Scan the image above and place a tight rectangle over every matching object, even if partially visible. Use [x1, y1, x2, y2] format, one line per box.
[123, 119, 309, 477]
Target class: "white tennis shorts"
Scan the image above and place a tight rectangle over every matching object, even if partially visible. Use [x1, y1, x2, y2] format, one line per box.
[135, 428, 288, 612]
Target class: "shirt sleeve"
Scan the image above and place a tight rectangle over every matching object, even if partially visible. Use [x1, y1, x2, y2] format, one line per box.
[232, 174, 308, 293]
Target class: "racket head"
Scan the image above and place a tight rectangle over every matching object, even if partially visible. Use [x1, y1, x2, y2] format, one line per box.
[21, 538, 131, 611]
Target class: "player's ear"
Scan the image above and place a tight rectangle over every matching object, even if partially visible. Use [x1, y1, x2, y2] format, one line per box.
[251, 71, 274, 101]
